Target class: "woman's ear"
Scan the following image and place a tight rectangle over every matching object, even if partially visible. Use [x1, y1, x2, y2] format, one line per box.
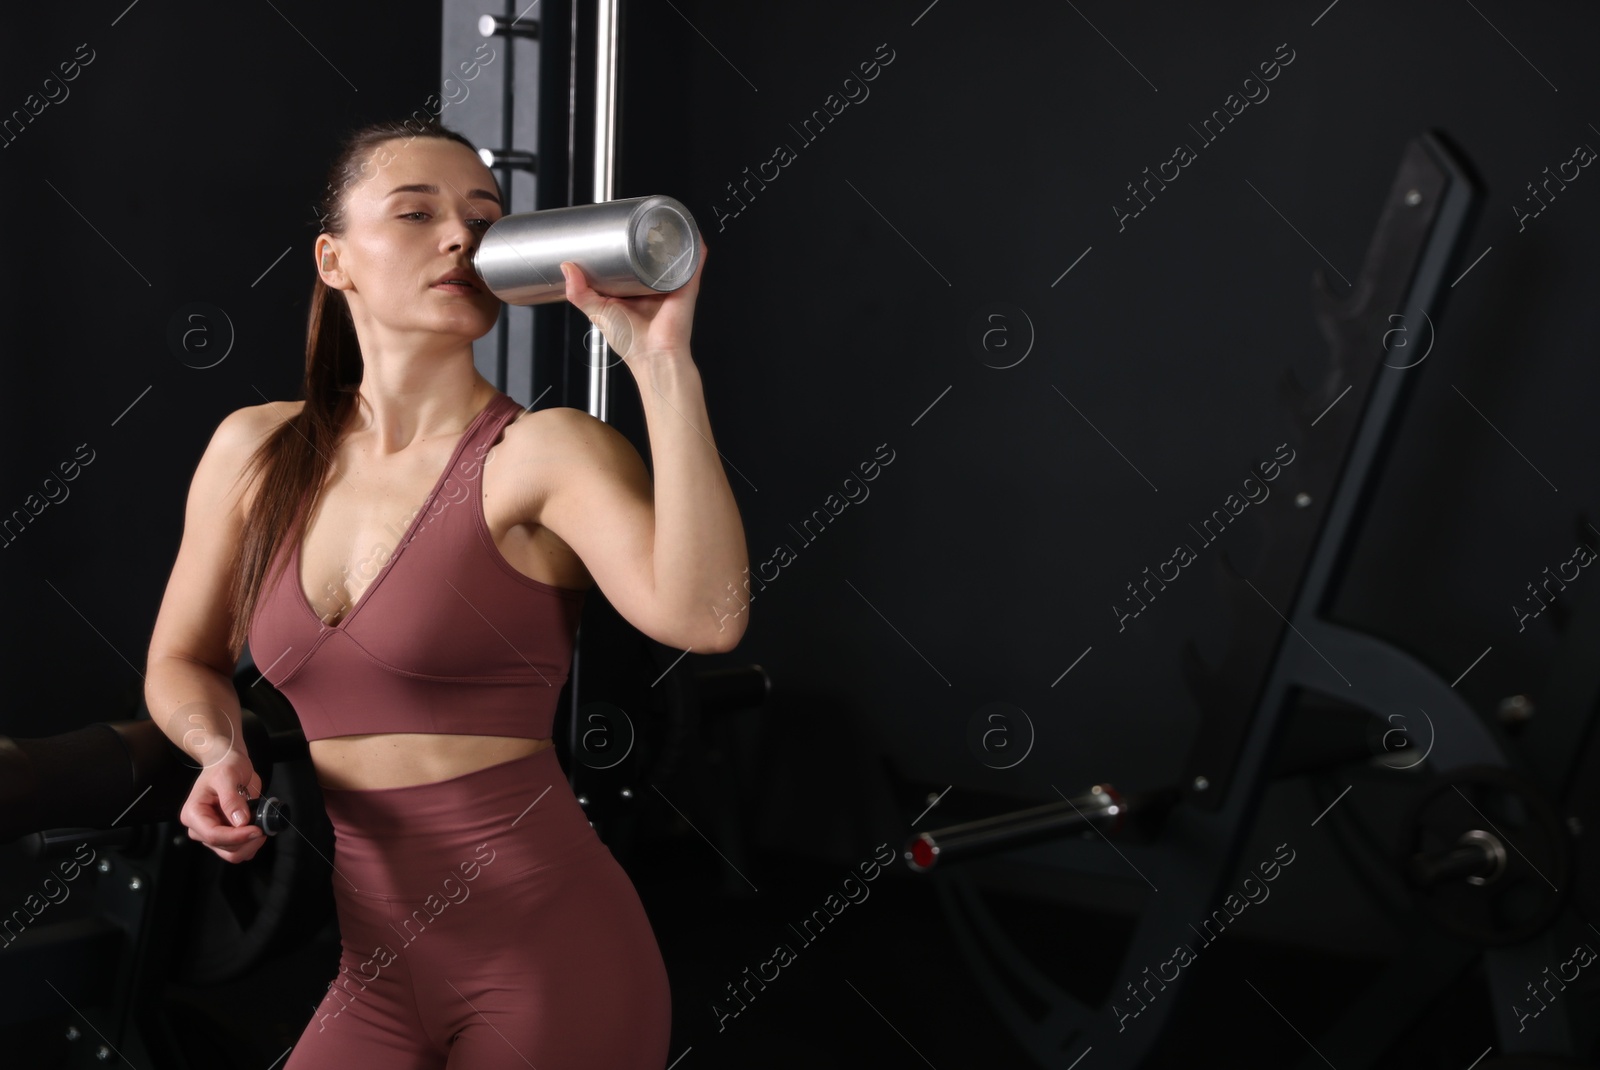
[317, 237, 337, 275]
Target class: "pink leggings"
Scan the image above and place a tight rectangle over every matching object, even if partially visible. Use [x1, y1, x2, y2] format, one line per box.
[285, 746, 672, 1069]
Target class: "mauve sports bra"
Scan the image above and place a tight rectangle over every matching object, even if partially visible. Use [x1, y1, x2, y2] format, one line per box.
[246, 391, 587, 743]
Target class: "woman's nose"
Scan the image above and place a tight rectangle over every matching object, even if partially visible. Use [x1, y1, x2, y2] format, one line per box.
[443, 215, 478, 250]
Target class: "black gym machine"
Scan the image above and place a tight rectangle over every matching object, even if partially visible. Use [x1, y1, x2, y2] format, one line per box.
[893, 132, 1600, 1068]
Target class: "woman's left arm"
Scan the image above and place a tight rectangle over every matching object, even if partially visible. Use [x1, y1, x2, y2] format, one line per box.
[557, 248, 750, 652]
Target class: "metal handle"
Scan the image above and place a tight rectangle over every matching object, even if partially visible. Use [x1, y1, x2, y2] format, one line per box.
[906, 785, 1124, 872]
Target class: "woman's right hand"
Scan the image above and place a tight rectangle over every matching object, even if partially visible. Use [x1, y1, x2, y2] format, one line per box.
[181, 752, 269, 864]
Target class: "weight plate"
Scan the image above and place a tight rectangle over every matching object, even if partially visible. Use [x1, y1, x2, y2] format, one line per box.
[170, 672, 335, 984]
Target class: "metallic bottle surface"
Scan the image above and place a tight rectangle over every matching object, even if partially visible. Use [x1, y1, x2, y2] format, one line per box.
[472, 195, 702, 306]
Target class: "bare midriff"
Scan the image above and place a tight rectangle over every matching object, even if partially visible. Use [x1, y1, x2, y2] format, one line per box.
[310, 734, 555, 790]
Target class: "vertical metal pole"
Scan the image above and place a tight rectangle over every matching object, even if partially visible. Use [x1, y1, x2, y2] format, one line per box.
[587, 0, 620, 422]
[571, 0, 620, 800]
[494, 0, 515, 391]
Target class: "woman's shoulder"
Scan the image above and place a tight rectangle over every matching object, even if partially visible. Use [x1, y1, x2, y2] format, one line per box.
[201, 399, 308, 518]
[502, 403, 634, 459]
[496, 403, 646, 514]
[213, 397, 306, 446]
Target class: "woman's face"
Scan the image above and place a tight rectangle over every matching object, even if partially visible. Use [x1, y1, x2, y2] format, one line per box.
[322, 136, 504, 343]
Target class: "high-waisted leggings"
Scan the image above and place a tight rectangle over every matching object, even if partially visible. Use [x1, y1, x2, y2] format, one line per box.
[284, 746, 672, 1069]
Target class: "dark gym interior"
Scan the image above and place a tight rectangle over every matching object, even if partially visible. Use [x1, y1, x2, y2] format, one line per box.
[3, 2, 1599, 1067]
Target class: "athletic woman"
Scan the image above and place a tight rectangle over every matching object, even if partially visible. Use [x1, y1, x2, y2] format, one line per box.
[142, 118, 747, 1068]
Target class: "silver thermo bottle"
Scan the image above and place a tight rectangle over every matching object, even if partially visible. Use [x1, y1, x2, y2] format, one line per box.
[471, 195, 703, 306]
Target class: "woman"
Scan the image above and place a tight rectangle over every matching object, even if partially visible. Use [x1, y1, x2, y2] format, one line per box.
[142, 117, 748, 1068]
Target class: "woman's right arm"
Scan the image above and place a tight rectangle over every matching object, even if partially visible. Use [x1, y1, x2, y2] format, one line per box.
[143, 403, 282, 862]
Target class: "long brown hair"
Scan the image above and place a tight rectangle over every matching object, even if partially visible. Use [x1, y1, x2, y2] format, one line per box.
[225, 117, 487, 661]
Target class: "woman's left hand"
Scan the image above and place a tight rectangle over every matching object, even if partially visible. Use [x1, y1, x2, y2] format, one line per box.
[559, 241, 708, 368]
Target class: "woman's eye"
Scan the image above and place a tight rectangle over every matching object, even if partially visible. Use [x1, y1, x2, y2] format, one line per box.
[400, 212, 494, 229]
